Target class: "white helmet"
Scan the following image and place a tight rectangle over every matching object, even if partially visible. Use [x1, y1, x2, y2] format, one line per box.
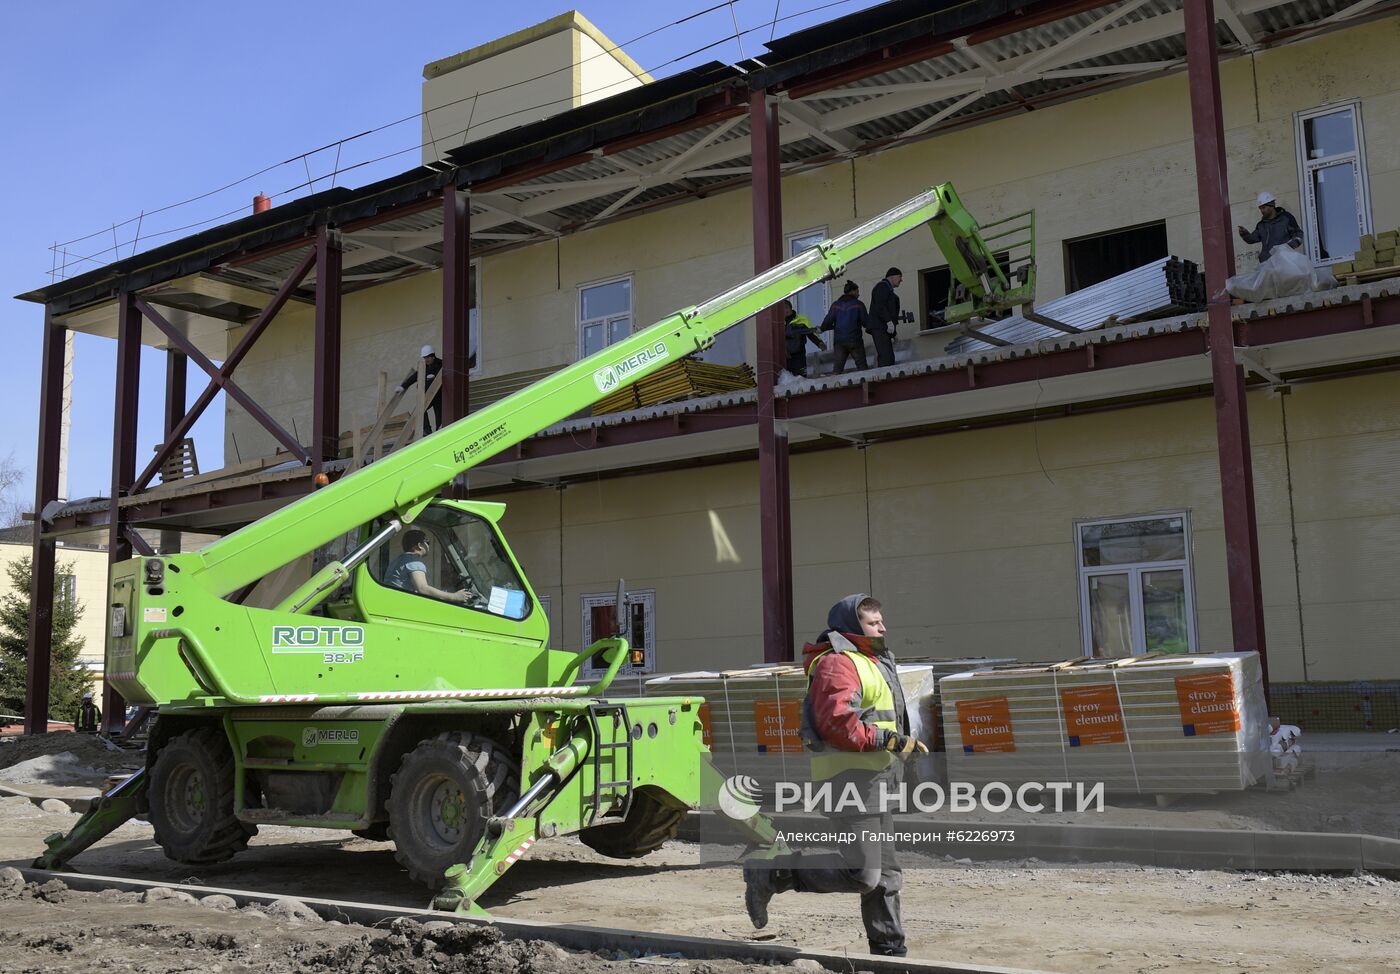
[1256, 191, 1277, 207]
[420, 344, 435, 357]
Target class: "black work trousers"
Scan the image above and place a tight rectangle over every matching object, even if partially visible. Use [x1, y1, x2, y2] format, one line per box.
[870, 326, 896, 368]
[422, 399, 442, 437]
[767, 809, 906, 955]
[831, 341, 869, 375]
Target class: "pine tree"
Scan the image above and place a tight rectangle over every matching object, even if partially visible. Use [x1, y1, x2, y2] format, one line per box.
[0, 556, 92, 722]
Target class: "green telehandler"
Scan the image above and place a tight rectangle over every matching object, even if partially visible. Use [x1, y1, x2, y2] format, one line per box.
[35, 183, 1035, 913]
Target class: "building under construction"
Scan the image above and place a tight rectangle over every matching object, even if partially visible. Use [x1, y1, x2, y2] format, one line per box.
[15, 0, 1400, 736]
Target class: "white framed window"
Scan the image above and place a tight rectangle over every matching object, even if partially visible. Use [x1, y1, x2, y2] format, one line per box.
[578, 275, 633, 360]
[1294, 102, 1372, 264]
[1076, 513, 1197, 657]
[580, 588, 656, 677]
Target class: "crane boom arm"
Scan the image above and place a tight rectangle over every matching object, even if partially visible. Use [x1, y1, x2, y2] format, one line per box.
[187, 183, 985, 596]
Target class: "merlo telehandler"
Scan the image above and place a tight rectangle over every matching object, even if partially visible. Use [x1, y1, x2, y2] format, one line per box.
[36, 183, 1034, 913]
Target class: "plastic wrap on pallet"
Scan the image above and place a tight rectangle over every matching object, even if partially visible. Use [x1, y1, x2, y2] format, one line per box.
[946, 256, 1206, 354]
[644, 663, 937, 779]
[940, 652, 1271, 795]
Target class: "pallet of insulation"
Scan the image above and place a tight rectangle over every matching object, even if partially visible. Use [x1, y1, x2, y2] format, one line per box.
[593, 360, 756, 415]
[644, 663, 936, 779]
[940, 652, 1269, 795]
[899, 657, 1020, 752]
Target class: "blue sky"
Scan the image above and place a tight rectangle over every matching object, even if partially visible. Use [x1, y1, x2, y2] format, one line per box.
[0, 0, 885, 508]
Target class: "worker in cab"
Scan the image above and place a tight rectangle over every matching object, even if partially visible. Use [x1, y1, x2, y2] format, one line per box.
[75, 692, 101, 734]
[743, 594, 925, 957]
[781, 298, 827, 377]
[383, 529, 475, 605]
[1238, 191, 1303, 262]
[819, 281, 873, 374]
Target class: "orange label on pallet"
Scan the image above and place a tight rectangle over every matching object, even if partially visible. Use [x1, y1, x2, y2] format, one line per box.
[1061, 684, 1127, 747]
[697, 702, 714, 747]
[754, 699, 804, 753]
[1175, 672, 1239, 736]
[955, 696, 1016, 753]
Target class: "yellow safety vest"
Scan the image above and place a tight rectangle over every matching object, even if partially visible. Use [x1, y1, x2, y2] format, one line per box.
[806, 644, 899, 779]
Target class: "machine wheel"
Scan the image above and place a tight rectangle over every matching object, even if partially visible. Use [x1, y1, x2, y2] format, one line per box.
[387, 732, 520, 890]
[579, 788, 687, 859]
[148, 727, 256, 863]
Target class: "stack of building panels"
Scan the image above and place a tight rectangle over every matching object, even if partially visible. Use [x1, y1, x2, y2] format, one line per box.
[900, 656, 1020, 752]
[946, 257, 1206, 354]
[940, 653, 1269, 796]
[645, 663, 936, 779]
[594, 360, 756, 414]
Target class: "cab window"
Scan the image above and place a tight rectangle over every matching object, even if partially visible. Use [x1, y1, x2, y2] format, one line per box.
[368, 506, 532, 620]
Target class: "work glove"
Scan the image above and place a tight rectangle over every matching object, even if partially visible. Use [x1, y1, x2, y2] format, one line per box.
[882, 731, 928, 756]
[885, 322, 895, 336]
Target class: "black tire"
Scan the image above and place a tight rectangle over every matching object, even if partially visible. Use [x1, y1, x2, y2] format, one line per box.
[387, 732, 519, 890]
[148, 727, 256, 864]
[352, 823, 391, 842]
[579, 787, 687, 859]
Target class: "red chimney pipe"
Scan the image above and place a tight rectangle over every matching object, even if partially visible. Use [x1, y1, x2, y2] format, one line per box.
[253, 193, 271, 214]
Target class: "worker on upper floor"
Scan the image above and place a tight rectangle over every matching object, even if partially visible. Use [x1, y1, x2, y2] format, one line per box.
[782, 298, 827, 378]
[743, 593, 926, 958]
[399, 345, 444, 437]
[868, 268, 903, 368]
[819, 281, 873, 374]
[1238, 191, 1304, 263]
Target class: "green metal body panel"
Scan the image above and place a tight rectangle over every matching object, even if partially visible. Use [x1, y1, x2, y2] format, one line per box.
[50, 183, 1033, 910]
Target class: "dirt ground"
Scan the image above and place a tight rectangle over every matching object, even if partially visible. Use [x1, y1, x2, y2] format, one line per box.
[0, 868, 773, 974]
[3, 793, 1398, 974]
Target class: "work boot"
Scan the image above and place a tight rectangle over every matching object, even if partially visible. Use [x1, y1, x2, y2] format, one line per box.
[742, 861, 785, 929]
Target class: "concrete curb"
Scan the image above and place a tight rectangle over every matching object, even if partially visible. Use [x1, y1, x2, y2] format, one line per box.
[680, 812, 1400, 873]
[15, 868, 1052, 974]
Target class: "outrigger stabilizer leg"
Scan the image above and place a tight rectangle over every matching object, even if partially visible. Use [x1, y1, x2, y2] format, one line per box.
[33, 768, 148, 870]
[431, 734, 590, 913]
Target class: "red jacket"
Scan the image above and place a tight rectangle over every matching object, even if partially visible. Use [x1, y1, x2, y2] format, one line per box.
[802, 635, 886, 752]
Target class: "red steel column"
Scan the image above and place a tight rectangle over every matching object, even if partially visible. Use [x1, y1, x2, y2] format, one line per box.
[442, 185, 471, 427]
[1184, 0, 1269, 687]
[750, 89, 795, 663]
[313, 228, 343, 479]
[104, 291, 143, 733]
[24, 309, 66, 734]
[159, 350, 188, 555]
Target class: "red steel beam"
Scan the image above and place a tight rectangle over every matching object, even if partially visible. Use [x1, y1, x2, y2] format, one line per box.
[750, 89, 795, 664]
[313, 227, 343, 478]
[134, 297, 308, 465]
[1184, 0, 1269, 685]
[442, 186, 471, 427]
[136, 249, 316, 490]
[104, 292, 144, 734]
[315, 223, 344, 475]
[24, 311, 66, 735]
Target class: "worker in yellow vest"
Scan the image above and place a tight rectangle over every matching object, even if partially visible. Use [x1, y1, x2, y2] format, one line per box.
[742, 594, 926, 957]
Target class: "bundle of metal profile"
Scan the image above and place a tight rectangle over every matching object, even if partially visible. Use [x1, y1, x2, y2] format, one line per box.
[946, 256, 1206, 353]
